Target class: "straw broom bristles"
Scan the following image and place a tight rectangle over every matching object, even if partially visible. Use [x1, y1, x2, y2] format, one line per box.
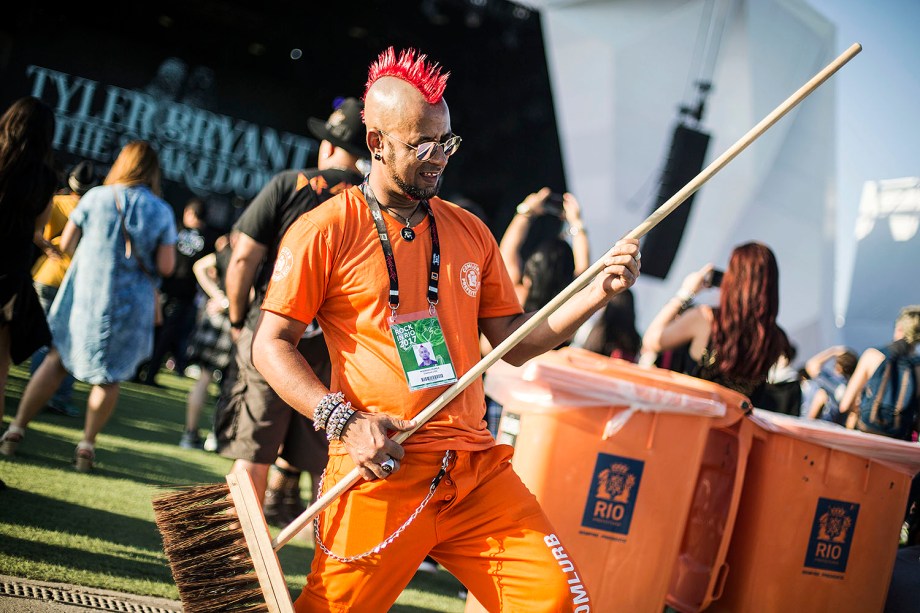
[153, 483, 270, 613]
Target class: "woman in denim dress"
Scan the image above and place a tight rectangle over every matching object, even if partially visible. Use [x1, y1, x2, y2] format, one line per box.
[1, 141, 177, 471]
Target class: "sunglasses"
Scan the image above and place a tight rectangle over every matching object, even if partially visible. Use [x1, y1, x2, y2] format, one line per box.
[377, 129, 462, 161]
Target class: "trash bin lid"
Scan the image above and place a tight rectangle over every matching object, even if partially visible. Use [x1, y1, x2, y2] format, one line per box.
[486, 349, 749, 437]
[750, 409, 920, 476]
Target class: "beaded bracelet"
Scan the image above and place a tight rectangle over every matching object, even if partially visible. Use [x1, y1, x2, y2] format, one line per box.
[314, 395, 336, 430]
[326, 402, 353, 441]
[326, 402, 356, 442]
[313, 392, 345, 431]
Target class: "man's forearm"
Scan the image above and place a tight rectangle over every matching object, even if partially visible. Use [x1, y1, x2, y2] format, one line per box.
[500, 283, 608, 365]
[252, 333, 328, 419]
[225, 234, 268, 326]
[225, 261, 257, 325]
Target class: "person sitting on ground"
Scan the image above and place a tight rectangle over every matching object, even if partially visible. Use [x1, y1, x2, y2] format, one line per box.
[800, 345, 858, 424]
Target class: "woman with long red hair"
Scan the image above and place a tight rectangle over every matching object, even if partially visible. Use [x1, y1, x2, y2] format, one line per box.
[642, 241, 791, 398]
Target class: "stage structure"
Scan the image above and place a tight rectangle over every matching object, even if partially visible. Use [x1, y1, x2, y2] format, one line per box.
[531, 0, 837, 360]
[840, 177, 920, 352]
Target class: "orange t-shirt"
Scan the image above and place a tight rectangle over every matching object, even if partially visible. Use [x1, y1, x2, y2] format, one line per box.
[262, 187, 523, 453]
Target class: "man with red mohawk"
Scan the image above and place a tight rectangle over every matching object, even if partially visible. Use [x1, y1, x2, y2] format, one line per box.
[253, 47, 640, 611]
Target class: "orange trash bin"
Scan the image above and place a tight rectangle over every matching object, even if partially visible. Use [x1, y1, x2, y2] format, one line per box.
[466, 347, 754, 612]
[709, 410, 920, 613]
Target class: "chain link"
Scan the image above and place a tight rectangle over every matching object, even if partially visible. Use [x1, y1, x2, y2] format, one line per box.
[314, 451, 453, 564]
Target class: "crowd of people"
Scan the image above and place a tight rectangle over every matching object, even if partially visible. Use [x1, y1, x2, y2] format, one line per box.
[0, 46, 918, 611]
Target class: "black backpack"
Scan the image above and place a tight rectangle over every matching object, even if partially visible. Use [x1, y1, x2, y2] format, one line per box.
[858, 340, 920, 440]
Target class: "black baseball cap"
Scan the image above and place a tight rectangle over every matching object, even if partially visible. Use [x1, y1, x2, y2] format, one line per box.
[68, 160, 98, 196]
[308, 97, 368, 159]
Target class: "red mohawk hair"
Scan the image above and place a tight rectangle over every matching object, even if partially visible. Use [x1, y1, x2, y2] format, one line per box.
[364, 47, 449, 104]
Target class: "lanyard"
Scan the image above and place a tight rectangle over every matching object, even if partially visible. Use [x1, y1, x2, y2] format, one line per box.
[362, 183, 441, 315]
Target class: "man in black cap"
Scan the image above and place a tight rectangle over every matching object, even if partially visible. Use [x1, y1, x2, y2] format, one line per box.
[30, 160, 99, 417]
[216, 97, 367, 522]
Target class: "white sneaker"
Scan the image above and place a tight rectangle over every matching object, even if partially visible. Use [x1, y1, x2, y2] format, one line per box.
[203, 431, 218, 452]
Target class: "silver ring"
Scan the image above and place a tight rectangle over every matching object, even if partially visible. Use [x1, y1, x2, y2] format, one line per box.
[635, 250, 642, 261]
[380, 458, 396, 473]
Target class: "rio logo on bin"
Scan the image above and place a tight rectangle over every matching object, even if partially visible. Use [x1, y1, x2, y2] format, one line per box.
[803, 497, 860, 575]
[581, 453, 644, 536]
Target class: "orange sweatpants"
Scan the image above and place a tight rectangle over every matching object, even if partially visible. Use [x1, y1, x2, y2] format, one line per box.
[295, 445, 592, 612]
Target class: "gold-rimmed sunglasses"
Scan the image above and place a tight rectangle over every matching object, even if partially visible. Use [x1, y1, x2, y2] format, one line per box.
[377, 129, 462, 161]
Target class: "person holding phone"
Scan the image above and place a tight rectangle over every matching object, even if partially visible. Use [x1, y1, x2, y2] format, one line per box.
[642, 241, 792, 399]
[485, 188, 592, 436]
[500, 186, 590, 306]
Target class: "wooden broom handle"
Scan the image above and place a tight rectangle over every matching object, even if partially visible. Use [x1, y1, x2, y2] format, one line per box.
[273, 42, 862, 551]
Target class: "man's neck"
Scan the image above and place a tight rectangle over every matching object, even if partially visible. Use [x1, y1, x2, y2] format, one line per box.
[367, 169, 419, 215]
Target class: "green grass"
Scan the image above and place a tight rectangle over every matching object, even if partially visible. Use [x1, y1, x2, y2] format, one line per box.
[0, 364, 465, 612]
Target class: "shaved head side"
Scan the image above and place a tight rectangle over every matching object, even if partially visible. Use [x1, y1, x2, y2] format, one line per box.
[364, 47, 449, 105]
[365, 77, 447, 133]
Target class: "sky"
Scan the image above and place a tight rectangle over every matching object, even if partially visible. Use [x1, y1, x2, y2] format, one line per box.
[805, 0, 920, 321]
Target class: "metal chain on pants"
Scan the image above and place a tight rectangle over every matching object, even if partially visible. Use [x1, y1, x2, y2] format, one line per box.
[314, 450, 453, 564]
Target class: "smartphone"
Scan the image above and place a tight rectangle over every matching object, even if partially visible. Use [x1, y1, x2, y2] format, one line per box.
[542, 192, 565, 217]
[704, 268, 724, 288]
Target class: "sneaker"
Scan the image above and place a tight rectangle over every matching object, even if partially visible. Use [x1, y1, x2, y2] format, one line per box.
[203, 431, 218, 452]
[417, 556, 438, 574]
[179, 430, 202, 449]
[47, 399, 80, 417]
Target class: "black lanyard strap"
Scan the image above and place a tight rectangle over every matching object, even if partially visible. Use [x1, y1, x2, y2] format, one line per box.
[362, 183, 440, 313]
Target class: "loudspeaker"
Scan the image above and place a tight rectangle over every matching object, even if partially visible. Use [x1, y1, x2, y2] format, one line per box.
[641, 123, 711, 279]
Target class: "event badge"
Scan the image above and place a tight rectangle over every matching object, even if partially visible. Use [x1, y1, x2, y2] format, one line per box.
[389, 310, 457, 391]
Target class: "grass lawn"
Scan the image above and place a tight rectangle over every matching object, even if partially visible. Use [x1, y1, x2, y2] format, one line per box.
[0, 364, 465, 612]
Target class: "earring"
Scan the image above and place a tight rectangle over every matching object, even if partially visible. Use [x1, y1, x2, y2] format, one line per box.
[374, 152, 382, 161]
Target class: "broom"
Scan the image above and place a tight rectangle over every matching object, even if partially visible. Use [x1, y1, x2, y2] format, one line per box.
[153, 42, 862, 613]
